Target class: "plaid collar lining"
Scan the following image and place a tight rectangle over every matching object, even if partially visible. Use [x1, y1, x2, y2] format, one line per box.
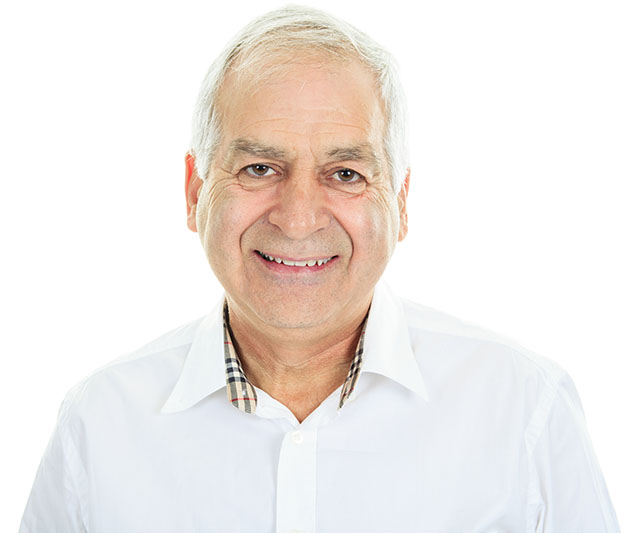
[223, 302, 368, 415]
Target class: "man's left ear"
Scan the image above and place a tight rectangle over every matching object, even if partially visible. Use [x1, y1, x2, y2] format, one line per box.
[397, 169, 410, 242]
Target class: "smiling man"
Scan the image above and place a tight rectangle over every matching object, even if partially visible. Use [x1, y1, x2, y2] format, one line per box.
[185, 52, 406, 424]
[21, 6, 619, 533]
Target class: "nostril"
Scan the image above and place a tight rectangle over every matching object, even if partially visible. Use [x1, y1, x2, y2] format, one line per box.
[267, 203, 331, 240]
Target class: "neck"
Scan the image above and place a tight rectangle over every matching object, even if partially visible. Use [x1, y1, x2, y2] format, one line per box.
[227, 301, 368, 423]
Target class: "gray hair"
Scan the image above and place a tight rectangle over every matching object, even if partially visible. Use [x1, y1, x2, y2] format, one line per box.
[190, 5, 409, 192]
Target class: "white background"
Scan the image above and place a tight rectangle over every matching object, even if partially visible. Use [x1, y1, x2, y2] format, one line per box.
[1, 0, 642, 530]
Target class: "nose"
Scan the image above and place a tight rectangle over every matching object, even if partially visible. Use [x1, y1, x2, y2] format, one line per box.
[267, 170, 331, 240]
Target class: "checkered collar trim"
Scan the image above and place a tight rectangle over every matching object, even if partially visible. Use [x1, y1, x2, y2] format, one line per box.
[223, 302, 368, 415]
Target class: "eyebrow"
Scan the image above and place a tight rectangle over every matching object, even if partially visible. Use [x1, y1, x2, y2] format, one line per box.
[223, 138, 288, 166]
[325, 143, 382, 172]
[223, 137, 382, 172]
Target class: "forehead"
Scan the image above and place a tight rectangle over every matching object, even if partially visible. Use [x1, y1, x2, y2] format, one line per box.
[215, 54, 387, 158]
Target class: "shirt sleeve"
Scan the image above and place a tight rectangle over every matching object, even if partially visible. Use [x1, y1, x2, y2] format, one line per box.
[20, 397, 88, 533]
[528, 373, 620, 532]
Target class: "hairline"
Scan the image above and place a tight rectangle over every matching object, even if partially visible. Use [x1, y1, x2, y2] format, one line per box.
[190, 6, 408, 193]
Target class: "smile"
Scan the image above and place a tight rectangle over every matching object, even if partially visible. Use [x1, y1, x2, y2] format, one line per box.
[256, 250, 335, 267]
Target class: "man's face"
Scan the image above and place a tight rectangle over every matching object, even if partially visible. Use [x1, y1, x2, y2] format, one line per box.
[186, 56, 409, 331]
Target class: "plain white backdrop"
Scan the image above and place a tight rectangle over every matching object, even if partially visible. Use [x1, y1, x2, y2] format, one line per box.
[1, 0, 642, 530]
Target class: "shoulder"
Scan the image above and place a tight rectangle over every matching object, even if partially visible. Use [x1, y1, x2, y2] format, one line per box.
[397, 294, 581, 451]
[58, 315, 204, 425]
[399, 295, 567, 401]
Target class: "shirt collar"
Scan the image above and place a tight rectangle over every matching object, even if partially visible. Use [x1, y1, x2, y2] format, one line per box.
[161, 294, 227, 414]
[361, 281, 429, 401]
[161, 281, 428, 414]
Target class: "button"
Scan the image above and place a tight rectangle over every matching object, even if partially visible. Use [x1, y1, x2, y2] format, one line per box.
[291, 431, 304, 444]
[288, 530, 303, 533]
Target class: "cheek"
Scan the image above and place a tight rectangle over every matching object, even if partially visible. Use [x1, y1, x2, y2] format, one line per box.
[338, 192, 399, 262]
[197, 182, 271, 257]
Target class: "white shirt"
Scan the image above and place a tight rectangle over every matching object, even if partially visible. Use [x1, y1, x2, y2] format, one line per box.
[21, 282, 620, 532]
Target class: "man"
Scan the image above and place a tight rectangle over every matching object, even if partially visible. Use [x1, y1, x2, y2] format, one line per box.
[21, 5, 619, 532]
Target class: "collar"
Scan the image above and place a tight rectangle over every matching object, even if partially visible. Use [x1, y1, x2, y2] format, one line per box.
[161, 281, 428, 414]
[361, 281, 429, 401]
[161, 294, 227, 413]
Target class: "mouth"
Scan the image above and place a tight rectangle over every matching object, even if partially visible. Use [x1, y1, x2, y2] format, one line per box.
[255, 250, 337, 268]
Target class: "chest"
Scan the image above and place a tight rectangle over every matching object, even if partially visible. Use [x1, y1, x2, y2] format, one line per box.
[84, 402, 529, 533]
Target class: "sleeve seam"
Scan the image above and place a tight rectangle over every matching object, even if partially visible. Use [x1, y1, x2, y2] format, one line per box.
[58, 401, 90, 531]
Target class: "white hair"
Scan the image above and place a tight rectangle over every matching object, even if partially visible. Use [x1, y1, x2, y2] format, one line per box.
[190, 5, 409, 192]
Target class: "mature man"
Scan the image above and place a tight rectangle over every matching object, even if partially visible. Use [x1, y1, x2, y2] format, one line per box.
[21, 6, 619, 532]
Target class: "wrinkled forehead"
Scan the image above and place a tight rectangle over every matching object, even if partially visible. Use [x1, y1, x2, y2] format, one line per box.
[215, 51, 387, 160]
[217, 48, 384, 120]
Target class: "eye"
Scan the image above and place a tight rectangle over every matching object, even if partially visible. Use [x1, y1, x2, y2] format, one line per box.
[243, 164, 277, 177]
[332, 168, 363, 183]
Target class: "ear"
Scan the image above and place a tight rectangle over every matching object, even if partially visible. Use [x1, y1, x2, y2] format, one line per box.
[397, 168, 410, 242]
[185, 152, 203, 233]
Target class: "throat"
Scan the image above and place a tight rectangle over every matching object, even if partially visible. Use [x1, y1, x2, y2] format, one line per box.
[224, 296, 369, 421]
[245, 361, 351, 423]
[229, 324, 364, 422]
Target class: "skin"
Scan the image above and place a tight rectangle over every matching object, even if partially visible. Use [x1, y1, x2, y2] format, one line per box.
[185, 55, 409, 422]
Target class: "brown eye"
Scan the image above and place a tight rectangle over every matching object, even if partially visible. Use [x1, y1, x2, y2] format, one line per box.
[333, 168, 362, 183]
[244, 164, 276, 177]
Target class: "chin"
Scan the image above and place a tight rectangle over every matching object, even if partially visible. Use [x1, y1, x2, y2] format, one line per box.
[248, 292, 337, 330]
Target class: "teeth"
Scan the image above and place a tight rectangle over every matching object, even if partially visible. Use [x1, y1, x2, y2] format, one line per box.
[259, 251, 332, 267]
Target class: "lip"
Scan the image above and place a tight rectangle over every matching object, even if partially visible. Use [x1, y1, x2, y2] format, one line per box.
[254, 250, 338, 273]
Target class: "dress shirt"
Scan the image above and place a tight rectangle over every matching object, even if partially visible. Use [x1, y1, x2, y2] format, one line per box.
[21, 282, 620, 532]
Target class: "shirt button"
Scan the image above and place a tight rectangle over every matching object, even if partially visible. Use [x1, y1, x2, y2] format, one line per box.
[291, 431, 304, 444]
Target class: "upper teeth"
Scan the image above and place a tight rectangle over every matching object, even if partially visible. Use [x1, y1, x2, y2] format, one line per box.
[260, 252, 332, 267]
